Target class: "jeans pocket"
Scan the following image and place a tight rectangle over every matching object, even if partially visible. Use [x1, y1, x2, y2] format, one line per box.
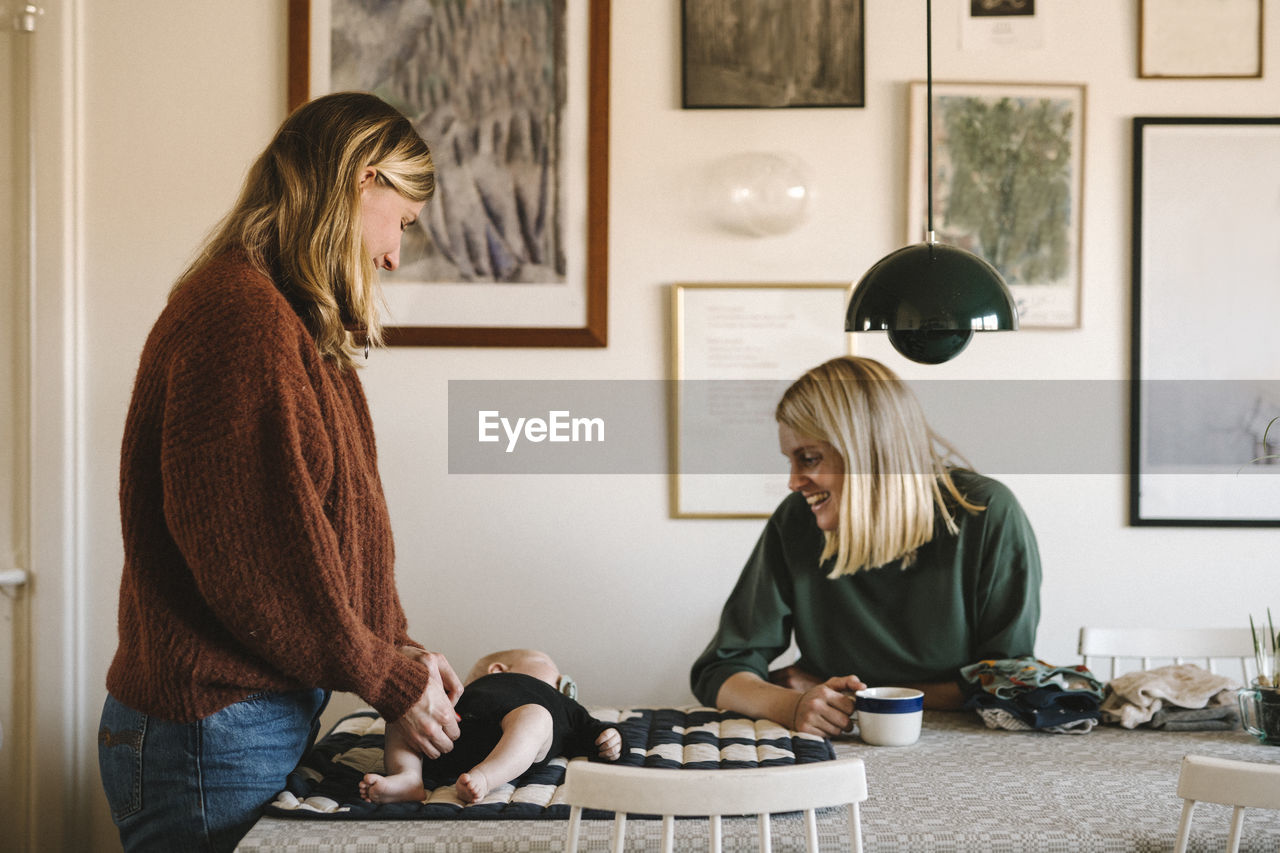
[98, 696, 148, 822]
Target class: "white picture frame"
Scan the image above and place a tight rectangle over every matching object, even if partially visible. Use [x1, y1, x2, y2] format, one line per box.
[907, 80, 1086, 329]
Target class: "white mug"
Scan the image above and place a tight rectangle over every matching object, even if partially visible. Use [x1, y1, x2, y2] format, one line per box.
[855, 687, 924, 746]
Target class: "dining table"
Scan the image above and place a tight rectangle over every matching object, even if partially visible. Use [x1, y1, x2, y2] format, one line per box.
[235, 709, 1280, 851]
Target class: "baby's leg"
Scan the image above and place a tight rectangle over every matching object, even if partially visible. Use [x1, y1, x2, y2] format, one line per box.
[360, 719, 428, 804]
[456, 704, 554, 804]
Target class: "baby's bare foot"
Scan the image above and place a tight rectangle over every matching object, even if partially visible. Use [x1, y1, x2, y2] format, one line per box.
[360, 771, 427, 804]
[456, 770, 491, 803]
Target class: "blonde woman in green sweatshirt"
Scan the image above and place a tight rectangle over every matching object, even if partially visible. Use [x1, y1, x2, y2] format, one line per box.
[691, 355, 1042, 736]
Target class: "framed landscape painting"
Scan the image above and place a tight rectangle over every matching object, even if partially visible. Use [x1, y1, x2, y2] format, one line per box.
[288, 0, 609, 347]
[907, 81, 1086, 329]
[681, 0, 864, 108]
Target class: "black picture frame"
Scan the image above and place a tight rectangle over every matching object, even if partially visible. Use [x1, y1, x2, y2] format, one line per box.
[1130, 116, 1280, 526]
[681, 0, 865, 109]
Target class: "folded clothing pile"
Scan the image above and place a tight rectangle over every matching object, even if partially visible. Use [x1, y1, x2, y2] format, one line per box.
[960, 657, 1106, 734]
[1099, 663, 1240, 730]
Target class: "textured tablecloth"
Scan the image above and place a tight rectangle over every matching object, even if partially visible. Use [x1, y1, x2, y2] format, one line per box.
[236, 709, 1280, 851]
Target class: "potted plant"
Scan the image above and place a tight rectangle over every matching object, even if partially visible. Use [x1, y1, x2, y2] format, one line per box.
[1250, 611, 1277, 687]
[1241, 611, 1280, 744]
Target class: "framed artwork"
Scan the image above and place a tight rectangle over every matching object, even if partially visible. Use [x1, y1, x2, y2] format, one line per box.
[1139, 0, 1263, 79]
[681, 0, 865, 109]
[970, 0, 1034, 11]
[1130, 117, 1280, 526]
[961, 0, 1043, 51]
[671, 283, 852, 519]
[287, 0, 609, 347]
[907, 81, 1086, 329]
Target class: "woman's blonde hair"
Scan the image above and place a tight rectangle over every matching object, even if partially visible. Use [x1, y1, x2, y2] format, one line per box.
[775, 355, 983, 578]
[176, 91, 435, 366]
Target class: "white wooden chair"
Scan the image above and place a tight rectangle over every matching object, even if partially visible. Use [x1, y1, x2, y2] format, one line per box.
[1173, 754, 1280, 853]
[562, 758, 868, 853]
[1077, 626, 1255, 682]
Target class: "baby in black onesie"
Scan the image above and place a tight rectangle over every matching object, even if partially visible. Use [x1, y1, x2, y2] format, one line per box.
[359, 649, 624, 804]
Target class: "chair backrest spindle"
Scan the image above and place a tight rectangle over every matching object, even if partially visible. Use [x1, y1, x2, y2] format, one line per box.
[1077, 627, 1255, 684]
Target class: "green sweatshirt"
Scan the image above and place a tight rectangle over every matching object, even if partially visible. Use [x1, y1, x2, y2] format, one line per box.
[690, 470, 1041, 706]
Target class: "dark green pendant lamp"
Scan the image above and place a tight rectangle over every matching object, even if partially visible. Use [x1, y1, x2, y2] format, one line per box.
[846, 0, 1018, 364]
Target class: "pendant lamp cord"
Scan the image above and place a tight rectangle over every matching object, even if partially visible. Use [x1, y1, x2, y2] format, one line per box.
[926, 0, 935, 243]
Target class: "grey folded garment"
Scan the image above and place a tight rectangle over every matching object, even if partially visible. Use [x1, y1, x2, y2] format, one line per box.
[1148, 704, 1241, 731]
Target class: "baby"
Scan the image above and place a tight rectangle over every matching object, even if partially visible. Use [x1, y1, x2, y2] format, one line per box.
[360, 648, 624, 804]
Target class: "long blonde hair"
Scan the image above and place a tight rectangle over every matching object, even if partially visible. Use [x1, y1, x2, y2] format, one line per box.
[775, 356, 983, 578]
[175, 91, 435, 366]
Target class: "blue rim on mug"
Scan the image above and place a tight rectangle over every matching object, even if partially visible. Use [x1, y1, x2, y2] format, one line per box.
[855, 687, 924, 714]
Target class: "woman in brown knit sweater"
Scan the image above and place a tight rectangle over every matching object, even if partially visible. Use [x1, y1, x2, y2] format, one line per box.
[96, 92, 462, 853]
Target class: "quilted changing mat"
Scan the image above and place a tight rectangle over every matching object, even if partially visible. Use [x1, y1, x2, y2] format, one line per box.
[265, 706, 836, 820]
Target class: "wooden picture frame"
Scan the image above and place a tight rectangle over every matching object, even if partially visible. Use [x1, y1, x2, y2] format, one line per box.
[287, 0, 609, 347]
[1130, 117, 1280, 526]
[671, 283, 851, 519]
[681, 0, 865, 109]
[1139, 0, 1263, 79]
[907, 80, 1086, 329]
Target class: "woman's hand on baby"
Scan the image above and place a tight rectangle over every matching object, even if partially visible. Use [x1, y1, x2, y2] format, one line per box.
[398, 646, 464, 702]
[397, 649, 464, 759]
[792, 674, 866, 737]
[595, 727, 623, 761]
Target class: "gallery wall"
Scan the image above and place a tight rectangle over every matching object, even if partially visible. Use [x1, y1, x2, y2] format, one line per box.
[63, 1, 1279, 847]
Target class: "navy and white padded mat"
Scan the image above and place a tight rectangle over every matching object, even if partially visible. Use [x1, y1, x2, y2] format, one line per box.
[265, 706, 836, 821]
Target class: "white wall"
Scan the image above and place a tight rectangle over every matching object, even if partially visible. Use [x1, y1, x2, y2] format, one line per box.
[72, 1, 1280, 848]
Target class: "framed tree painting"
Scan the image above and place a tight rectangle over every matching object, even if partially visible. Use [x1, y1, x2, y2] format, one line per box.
[681, 0, 865, 108]
[288, 0, 609, 347]
[906, 81, 1086, 329]
[1130, 117, 1280, 526]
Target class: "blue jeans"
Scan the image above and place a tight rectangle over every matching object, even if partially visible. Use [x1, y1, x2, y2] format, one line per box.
[98, 688, 329, 853]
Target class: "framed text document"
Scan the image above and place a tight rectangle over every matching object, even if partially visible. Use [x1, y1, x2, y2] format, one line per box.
[671, 283, 851, 518]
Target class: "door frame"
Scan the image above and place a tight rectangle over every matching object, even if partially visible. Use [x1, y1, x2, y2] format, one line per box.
[25, 1, 89, 849]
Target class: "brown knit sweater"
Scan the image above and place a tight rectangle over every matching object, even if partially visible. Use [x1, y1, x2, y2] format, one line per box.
[107, 252, 430, 723]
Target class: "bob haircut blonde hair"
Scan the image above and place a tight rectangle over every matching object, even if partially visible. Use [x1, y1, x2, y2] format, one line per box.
[176, 91, 435, 366]
[775, 355, 983, 578]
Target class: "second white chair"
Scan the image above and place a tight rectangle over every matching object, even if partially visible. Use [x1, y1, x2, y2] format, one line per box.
[1077, 626, 1255, 682]
[562, 758, 868, 853]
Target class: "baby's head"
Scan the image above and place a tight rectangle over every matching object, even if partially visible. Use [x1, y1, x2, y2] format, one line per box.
[466, 648, 560, 687]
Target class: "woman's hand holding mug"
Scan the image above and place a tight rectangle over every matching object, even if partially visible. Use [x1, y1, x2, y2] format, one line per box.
[791, 674, 867, 736]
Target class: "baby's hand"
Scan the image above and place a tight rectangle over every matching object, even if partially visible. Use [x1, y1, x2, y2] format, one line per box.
[595, 727, 622, 761]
